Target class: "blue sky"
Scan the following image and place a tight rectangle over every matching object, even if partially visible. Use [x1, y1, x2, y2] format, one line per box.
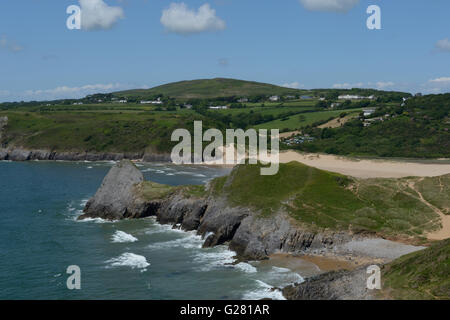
[0, 0, 449, 102]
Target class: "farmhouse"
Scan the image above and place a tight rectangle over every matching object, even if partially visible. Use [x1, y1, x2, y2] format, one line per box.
[363, 108, 377, 117]
[338, 95, 375, 100]
[140, 97, 163, 105]
[269, 95, 280, 102]
[209, 106, 228, 110]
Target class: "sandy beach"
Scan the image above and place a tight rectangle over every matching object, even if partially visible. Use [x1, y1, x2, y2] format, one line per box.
[279, 151, 450, 179]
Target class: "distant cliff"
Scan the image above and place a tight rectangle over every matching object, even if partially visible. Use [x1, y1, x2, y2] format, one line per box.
[0, 147, 170, 162]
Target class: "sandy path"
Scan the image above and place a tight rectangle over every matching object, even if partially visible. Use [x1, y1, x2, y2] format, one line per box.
[279, 151, 450, 179]
[406, 180, 450, 240]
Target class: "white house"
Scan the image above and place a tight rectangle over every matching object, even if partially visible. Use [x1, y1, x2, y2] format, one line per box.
[141, 97, 163, 105]
[338, 94, 376, 100]
[330, 103, 341, 108]
[269, 95, 280, 102]
[363, 108, 376, 117]
[209, 106, 228, 110]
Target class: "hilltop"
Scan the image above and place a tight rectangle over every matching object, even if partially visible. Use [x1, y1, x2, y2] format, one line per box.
[112, 78, 409, 101]
[113, 78, 303, 100]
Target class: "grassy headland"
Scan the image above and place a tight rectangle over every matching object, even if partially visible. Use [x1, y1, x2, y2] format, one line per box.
[211, 162, 447, 240]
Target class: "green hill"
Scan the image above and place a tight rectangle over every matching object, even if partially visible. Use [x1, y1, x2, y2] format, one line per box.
[211, 162, 446, 239]
[114, 78, 305, 100]
[381, 238, 450, 299]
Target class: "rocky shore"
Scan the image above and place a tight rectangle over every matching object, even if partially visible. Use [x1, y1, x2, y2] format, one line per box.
[79, 160, 426, 300]
[0, 147, 171, 162]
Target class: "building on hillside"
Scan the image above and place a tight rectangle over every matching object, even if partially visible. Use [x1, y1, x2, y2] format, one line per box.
[338, 95, 375, 100]
[363, 108, 376, 117]
[330, 102, 341, 108]
[237, 98, 249, 103]
[300, 95, 313, 100]
[118, 100, 127, 103]
[209, 106, 228, 110]
[269, 95, 280, 102]
[140, 97, 163, 105]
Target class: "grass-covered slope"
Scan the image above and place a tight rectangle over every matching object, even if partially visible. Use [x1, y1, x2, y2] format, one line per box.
[114, 78, 303, 100]
[0, 111, 221, 153]
[381, 238, 450, 300]
[211, 162, 445, 239]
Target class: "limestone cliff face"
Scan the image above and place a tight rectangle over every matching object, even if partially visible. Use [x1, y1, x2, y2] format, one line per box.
[78, 160, 152, 220]
[0, 147, 171, 162]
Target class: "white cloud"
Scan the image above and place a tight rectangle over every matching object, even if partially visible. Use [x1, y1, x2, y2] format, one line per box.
[79, 0, 124, 31]
[282, 82, 304, 89]
[374, 81, 395, 90]
[332, 81, 395, 90]
[23, 83, 130, 100]
[429, 77, 450, 84]
[160, 3, 226, 35]
[0, 35, 23, 52]
[435, 38, 450, 52]
[299, 0, 359, 13]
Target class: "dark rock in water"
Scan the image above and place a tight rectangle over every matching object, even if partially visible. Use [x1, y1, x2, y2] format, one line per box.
[282, 267, 375, 300]
[78, 160, 146, 220]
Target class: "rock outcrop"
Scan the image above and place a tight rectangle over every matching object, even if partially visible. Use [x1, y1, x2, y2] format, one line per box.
[282, 267, 375, 300]
[0, 116, 7, 145]
[78, 160, 151, 220]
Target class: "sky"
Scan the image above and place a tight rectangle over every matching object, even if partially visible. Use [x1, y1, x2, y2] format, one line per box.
[0, 0, 449, 102]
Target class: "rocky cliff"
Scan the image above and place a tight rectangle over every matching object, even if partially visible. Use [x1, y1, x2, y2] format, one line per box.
[78, 160, 155, 220]
[0, 147, 171, 162]
[282, 267, 375, 300]
[79, 160, 358, 261]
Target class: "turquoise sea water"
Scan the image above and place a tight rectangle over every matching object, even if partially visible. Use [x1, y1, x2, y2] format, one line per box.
[0, 161, 303, 300]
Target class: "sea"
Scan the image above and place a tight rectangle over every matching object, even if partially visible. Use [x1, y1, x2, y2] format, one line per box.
[0, 160, 305, 300]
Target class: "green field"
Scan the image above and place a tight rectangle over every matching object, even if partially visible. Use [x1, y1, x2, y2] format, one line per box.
[254, 108, 362, 131]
